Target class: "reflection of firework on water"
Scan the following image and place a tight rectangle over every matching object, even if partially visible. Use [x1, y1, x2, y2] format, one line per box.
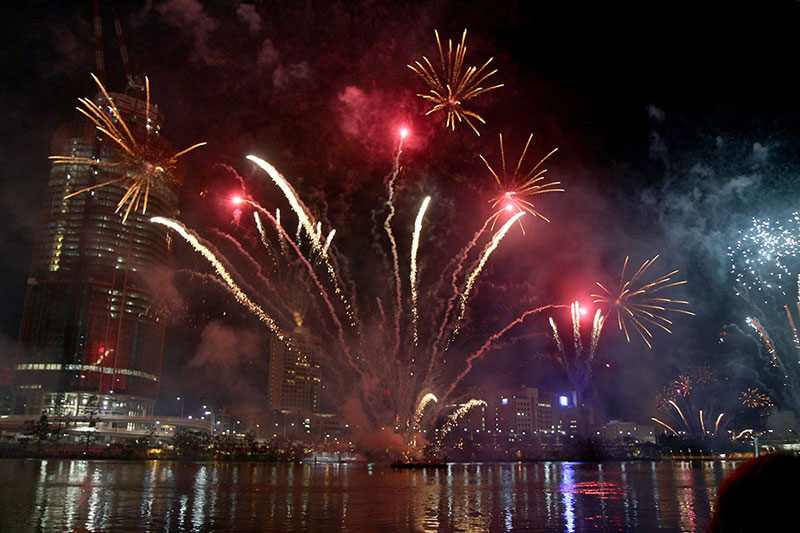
[592, 255, 694, 348]
[548, 302, 605, 403]
[740, 387, 772, 408]
[729, 213, 800, 292]
[438, 399, 486, 441]
[50, 74, 205, 222]
[154, 148, 560, 447]
[479, 134, 561, 232]
[408, 29, 503, 135]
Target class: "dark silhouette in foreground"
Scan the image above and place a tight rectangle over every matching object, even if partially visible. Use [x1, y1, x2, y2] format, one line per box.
[708, 453, 800, 532]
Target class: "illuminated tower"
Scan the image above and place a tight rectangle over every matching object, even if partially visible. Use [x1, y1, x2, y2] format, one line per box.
[12, 87, 178, 417]
[268, 323, 322, 415]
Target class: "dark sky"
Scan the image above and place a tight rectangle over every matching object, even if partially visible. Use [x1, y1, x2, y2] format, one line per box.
[1, 0, 799, 422]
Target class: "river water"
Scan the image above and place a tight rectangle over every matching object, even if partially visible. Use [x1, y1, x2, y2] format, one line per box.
[0, 459, 737, 532]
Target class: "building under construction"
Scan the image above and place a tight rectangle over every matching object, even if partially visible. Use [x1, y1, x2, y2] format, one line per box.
[10, 4, 179, 424]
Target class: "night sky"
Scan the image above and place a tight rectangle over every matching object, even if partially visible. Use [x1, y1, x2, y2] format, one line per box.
[1, 1, 799, 423]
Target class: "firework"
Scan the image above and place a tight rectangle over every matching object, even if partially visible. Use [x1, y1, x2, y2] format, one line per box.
[654, 367, 726, 437]
[480, 134, 562, 232]
[651, 417, 679, 437]
[411, 393, 438, 430]
[729, 212, 800, 292]
[547, 302, 605, 404]
[51, 74, 205, 222]
[690, 364, 715, 387]
[673, 375, 693, 397]
[454, 211, 524, 332]
[592, 255, 694, 348]
[160, 150, 561, 452]
[740, 387, 772, 408]
[439, 399, 486, 440]
[149, 217, 286, 342]
[408, 29, 503, 135]
[410, 197, 432, 346]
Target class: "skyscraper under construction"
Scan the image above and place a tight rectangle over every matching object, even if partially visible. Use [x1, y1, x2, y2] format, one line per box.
[12, 83, 179, 418]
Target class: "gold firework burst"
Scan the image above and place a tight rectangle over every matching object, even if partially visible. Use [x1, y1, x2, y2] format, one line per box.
[592, 255, 695, 348]
[740, 387, 772, 408]
[480, 134, 562, 232]
[408, 29, 503, 135]
[655, 385, 676, 412]
[672, 374, 693, 397]
[690, 364, 715, 387]
[50, 74, 205, 222]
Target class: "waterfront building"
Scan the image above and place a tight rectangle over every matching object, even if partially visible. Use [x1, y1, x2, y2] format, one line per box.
[267, 325, 322, 414]
[11, 84, 178, 421]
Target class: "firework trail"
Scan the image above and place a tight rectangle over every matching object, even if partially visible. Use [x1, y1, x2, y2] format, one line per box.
[439, 399, 487, 441]
[651, 417, 679, 436]
[253, 212, 279, 271]
[381, 138, 405, 359]
[548, 302, 604, 404]
[668, 400, 690, 432]
[480, 134, 562, 232]
[429, 217, 493, 367]
[714, 413, 725, 435]
[245, 200, 361, 375]
[453, 211, 525, 337]
[592, 255, 694, 348]
[410, 196, 431, 346]
[411, 393, 438, 430]
[444, 305, 564, 400]
[746, 316, 784, 377]
[247, 155, 355, 327]
[589, 310, 605, 361]
[149, 217, 287, 343]
[52, 75, 205, 222]
[654, 369, 727, 438]
[408, 29, 503, 135]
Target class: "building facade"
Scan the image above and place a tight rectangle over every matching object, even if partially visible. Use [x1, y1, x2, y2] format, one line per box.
[267, 326, 322, 414]
[12, 88, 178, 419]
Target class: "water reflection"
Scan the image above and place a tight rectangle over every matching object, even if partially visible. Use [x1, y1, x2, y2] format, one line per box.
[0, 459, 735, 532]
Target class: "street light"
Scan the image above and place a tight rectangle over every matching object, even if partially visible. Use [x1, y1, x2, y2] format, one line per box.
[176, 397, 184, 418]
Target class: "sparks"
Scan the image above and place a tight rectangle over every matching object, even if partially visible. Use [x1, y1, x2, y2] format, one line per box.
[592, 255, 695, 348]
[408, 29, 503, 135]
[480, 134, 562, 232]
[51, 74, 205, 222]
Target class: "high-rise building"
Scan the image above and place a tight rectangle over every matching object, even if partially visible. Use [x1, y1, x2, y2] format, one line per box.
[12, 87, 178, 419]
[267, 326, 322, 414]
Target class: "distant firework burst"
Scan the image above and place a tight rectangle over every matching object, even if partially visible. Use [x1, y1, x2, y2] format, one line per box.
[740, 387, 772, 408]
[729, 212, 800, 292]
[673, 375, 693, 397]
[50, 74, 205, 222]
[480, 133, 562, 232]
[408, 29, 503, 135]
[592, 255, 694, 348]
